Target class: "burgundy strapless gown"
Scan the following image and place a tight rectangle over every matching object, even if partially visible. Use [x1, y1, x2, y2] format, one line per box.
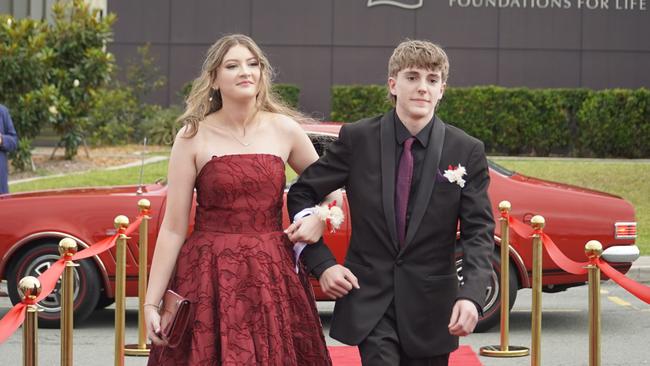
[148, 154, 331, 366]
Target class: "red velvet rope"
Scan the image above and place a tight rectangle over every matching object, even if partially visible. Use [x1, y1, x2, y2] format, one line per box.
[0, 214, 145, 343]
[507, 216, 533, 238]
[508, 216, 588, 275]
[597, 258, 650, 304]
[0, 305, 27, 343]
[540, 232, 588, 275]
[508, 215, 648, 302]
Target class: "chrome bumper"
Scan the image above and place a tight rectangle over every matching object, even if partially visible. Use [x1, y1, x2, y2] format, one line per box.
[601, 245, 640, 263]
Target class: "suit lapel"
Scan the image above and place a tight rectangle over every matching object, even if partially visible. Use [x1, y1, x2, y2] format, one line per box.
[380, 111, 399, 251]
[401, 116, 446, 250]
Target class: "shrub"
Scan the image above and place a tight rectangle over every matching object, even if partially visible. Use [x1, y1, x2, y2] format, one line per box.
[139, 105, 182, 146]
[273, 84, 300, 109]
[87, 44, 167, 146]
[177, 81, 300, 110]
[578, 89, 650, 158]
[87, 88, 139, 145]
[330, 85, 650, 158]
[331, 85, 390, 122]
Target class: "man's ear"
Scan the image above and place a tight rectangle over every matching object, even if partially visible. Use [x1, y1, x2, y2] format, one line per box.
[439, 82, 447, 101]
[388, 77, 397, 97]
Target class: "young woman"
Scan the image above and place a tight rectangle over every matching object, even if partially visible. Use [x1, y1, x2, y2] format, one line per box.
[144, 34, 333, 365]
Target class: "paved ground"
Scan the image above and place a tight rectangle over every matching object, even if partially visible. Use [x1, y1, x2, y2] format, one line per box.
[626, 255, 650, 284]
[0, 257, 648, 365]
[1, 281, 649, 366]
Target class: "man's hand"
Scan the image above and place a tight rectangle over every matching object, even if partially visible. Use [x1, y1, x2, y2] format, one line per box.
[285, 215, 326, 244]
[319, 264, 360, 299]
[448, 299, 479, 336]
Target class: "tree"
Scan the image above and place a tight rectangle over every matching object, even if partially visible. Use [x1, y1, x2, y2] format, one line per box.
[0, 15, 53, 170]
[0, 0, 116, 169]
[47, 0, 116, 159]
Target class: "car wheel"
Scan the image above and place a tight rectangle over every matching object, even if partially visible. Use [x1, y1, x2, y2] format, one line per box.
[95, 293, 115, 310]
[6, 242, 101, 328]
[474, 251, 519, 333]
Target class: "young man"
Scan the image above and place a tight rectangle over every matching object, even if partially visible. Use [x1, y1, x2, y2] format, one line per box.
[286, 40, 494, 365]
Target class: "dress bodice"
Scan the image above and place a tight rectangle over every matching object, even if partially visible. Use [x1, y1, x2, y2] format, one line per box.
[194, 154, 286, 233]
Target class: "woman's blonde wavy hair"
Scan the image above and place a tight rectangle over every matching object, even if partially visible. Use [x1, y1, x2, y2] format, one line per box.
[178, 34, 304, 138]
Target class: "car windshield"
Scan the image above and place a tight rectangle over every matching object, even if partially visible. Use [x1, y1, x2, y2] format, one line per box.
[309, 133, 337, 157]
[487, 159, 514, 176]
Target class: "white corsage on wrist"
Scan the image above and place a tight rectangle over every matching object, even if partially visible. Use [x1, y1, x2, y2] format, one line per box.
[313, 200, 344, 233]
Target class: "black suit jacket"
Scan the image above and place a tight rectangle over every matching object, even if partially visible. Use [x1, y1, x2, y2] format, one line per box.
[287, 110, 494, 358]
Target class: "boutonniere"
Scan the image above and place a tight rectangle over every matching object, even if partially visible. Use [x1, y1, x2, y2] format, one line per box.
[443, 164, 467, 188]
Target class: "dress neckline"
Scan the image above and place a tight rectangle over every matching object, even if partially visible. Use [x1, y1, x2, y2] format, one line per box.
[196, 153, 285, 180]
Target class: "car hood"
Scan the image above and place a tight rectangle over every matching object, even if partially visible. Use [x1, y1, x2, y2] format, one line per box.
[0, 184, 165, 199]
[509, 173, 622, 199]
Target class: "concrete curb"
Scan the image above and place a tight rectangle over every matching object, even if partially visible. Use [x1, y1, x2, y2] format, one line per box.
[626, 255, 650, 284]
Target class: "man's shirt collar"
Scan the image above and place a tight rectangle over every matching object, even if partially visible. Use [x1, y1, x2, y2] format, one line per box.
[395, 111, 434, 147]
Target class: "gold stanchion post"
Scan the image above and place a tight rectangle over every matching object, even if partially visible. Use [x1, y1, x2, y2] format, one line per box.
[114, 215, 129, 366]
[480, 201, 529, 357]
[125, 199, 151, 357]
[585, 240, 602, 366]
[59, 238, 78, 366]
[530, 215, 545, 366]
[19, 276, 41, 366]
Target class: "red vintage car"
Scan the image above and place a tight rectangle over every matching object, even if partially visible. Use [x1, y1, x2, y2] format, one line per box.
[0, 123, 639, 331]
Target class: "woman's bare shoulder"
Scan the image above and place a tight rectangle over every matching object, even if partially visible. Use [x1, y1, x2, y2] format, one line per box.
[173, 124, 196, 144]
[263, 111, 302, 134]
[170, 124, 204, 159]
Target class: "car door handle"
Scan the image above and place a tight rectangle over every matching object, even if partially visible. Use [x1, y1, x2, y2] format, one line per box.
[523, 213, 534, 224]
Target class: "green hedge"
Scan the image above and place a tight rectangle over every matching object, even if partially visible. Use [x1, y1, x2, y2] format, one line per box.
[578, 89, 650, 158]
[178, 82, 300, 109]
[331, 85, 390, 122]
[330, 85, 650, 158]
[273, 83, 300, 109]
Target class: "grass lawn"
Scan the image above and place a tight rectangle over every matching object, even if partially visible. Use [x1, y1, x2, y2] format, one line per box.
[491, 157, 649, 255]
[10, 160, 170, 192]
[10, 156, 648, 255]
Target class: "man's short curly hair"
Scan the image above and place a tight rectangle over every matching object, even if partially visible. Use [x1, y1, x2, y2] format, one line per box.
[387, 39, 449, 104]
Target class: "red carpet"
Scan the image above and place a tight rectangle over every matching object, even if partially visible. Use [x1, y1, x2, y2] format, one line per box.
[328, 345, 483, 366]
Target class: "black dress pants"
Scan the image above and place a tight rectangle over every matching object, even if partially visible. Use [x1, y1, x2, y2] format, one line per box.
[358, 303, 450, 366]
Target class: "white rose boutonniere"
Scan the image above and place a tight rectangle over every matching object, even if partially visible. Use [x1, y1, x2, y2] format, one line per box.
[443, 164, 467, 188]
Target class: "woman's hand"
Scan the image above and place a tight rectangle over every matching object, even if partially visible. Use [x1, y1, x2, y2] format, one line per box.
[145, 305, 168, 346]
[285, 215, 326, 244]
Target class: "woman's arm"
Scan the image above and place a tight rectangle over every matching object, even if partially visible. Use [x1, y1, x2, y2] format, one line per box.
[285, 121, 343, 243]
[144, 128, 197, 344]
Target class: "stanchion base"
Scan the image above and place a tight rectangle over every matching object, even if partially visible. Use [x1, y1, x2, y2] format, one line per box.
[479, 345, 530, 357]
[124, 344, 151, 357]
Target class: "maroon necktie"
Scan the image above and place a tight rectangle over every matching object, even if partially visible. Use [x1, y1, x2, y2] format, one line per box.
[395, 137, 415, 247]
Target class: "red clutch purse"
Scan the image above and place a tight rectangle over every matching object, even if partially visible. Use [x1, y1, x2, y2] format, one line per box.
[159, 290, 194, 348]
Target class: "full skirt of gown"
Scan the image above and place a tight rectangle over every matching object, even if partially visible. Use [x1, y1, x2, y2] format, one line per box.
[148, 154, 331, 366]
